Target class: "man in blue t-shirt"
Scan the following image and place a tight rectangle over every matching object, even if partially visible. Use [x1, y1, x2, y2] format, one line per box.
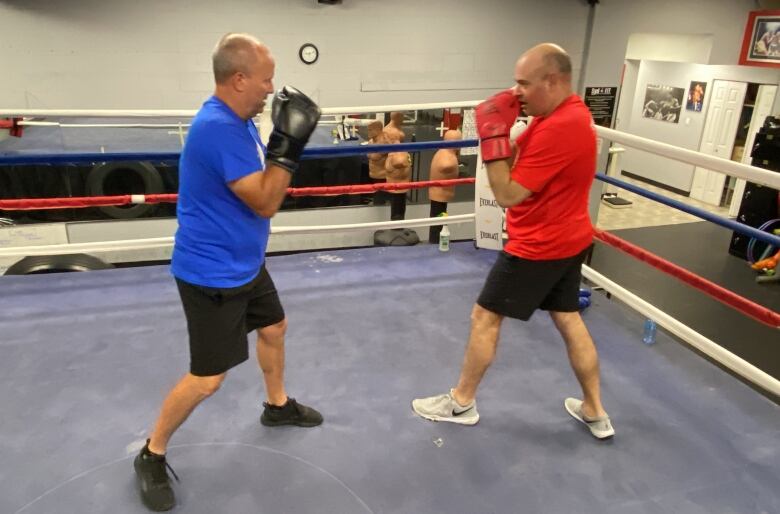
[134, 33, 323, 512]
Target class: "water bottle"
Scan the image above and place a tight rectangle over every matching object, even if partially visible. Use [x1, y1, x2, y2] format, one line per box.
[642, 319, 657, 345]
[439, 224, 450, 252]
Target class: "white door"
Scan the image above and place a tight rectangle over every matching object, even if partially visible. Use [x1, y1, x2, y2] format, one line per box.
[728, 84, 778, 217]
[690, 80, 748, 205]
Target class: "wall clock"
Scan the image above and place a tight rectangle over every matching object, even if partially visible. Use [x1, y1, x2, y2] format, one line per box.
[299, 43, 319, 65]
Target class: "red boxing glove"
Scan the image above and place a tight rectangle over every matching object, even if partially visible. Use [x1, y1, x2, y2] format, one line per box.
[475, 89, 520, 162]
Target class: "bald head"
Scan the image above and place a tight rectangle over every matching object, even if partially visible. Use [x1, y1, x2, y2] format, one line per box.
[211, 32, 275, 120]
[521, 43, 572, 81]
[212, 33, 268, 84]
[513, 43, 573, 117]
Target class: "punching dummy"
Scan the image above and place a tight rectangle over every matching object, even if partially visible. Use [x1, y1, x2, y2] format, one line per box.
[372, 111, 419, 245]
[383, 111, 408, 219]
[428, 129, 462, 243]
[367, 120, 390, 180]
[374, 147, 418, 245]
[384, 111, 406, 142]
[367, 120, 392, 204]
[385, 150, 412, 220]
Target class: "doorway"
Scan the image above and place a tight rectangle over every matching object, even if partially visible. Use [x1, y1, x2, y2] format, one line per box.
[728, 83, 778, 216]
[690, 81, 777, 209]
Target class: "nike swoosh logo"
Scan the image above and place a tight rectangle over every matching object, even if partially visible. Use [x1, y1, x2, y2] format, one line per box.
[452, 409, 470, 417]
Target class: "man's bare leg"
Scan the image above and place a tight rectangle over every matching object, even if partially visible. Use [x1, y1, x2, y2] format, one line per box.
[452, 304, 504, 406]
[148, 373, 226, 455]
[550, 310, 606, 418]
[256, 318, 288, 406]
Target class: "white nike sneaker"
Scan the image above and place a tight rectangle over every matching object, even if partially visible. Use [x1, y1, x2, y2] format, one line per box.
[412, 389, 479, 425]
[564, 397, 615, 439]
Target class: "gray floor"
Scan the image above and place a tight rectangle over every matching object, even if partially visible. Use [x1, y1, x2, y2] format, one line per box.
[594, 176, 730, 231]
[590, 221, 780, 381]
[1, 243, 778, 514]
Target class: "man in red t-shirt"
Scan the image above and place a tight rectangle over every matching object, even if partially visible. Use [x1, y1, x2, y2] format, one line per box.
[413, 43, 614, 440]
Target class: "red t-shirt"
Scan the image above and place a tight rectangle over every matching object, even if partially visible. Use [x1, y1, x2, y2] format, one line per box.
[504, 95, 596, 260]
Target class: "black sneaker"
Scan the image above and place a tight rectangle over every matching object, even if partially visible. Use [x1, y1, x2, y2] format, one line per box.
[260, 398, 323, 427]
[133, 441, 178, 512]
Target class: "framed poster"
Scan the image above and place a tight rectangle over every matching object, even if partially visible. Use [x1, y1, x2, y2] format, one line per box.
[686, 81, 707, 112]
[584, 86, 617, 127]
[739, 10, 780, 67]
[641, 84, 684, 124]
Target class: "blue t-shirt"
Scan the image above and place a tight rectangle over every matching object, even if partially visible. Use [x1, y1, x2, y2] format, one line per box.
[171, 96, 269, 288]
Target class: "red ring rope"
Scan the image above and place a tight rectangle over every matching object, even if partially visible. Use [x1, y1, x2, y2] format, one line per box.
[595, 230, 780, 329]
[0, 178, 475, 210]
[288, 178, 474, 197]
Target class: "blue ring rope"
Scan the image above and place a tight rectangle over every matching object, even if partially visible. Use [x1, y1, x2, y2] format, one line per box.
[597, 173, 780, 248]
[301, 139, 476, 159]
[0, 140, 478, 166]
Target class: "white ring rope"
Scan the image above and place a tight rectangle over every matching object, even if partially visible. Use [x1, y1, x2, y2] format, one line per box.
[18, 119, 371, 130]
[271, 213, 474, 235]
[0, 101, 479, 118]
[581, 265, 780, 397]
[0, 215, 474, 257]
[1, 211, 775, 396]
[0, 109, 198, 118]
[597, 126, 780, 190]
[19, 121, 191, 129]
[11, 114, 376, 132]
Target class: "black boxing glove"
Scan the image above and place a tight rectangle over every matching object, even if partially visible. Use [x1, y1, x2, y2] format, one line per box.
[266, 86, 322, 173]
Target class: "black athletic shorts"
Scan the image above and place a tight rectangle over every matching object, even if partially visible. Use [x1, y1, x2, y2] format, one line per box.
[175, 265, 285, 377]
[477, 246, 591, 321]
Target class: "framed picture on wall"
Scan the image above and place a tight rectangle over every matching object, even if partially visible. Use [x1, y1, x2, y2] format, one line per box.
[686, 81, 707, 112]
[739, 9, 780, 67]
[641, 84, 684, 124]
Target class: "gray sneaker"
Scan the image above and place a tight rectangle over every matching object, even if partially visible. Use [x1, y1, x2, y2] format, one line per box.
[412, 389, 479, 425]
[564, 397, 615, 439]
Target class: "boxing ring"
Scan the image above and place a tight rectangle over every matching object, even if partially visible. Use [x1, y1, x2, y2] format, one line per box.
[0, 103, 779, 514]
